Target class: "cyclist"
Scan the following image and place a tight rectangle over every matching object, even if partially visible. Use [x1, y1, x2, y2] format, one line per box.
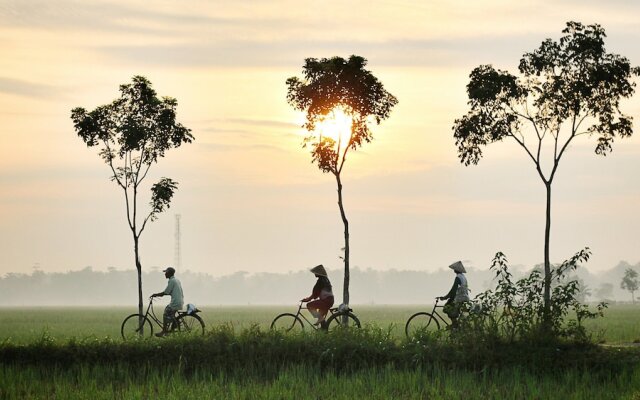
[438, 261, 470, 329]
[301, 264, 334, 328]
[151, 267, 184, 337]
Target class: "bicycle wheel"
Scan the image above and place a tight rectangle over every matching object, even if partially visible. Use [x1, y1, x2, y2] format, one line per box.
[172, 314, 206, 336]
[121, 314, 153, 340]
[405, 312, 440, 337]
[270, 313, 304, 332]
[325, 312, 361, 331]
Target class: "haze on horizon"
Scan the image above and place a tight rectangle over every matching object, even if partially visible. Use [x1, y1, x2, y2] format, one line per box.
[1, 0, 639, 279]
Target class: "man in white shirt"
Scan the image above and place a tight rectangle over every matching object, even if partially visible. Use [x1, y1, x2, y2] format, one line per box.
[151, 267, 184, 337]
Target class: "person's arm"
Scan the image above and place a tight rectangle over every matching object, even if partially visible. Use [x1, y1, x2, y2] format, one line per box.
[302, 281, 321, 302]
[439, 277, 461, 300]
[152, 280, 173, 298]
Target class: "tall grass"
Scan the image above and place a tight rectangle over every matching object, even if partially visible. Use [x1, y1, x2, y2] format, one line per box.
[2, 325, 639, 374]
[1, 362, 639, 400]
[2, 325, 640, 399]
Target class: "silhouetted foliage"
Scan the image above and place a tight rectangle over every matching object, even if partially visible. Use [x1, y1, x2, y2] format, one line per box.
[286, 55, 398, 305]
[462, 249, 607, 343]
[71, 76, 193, 316]
[452, 22, 639, 328]
[620, 268, 639, 303]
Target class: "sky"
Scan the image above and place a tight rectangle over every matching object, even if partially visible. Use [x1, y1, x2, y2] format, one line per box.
[1, 0, 639, 280]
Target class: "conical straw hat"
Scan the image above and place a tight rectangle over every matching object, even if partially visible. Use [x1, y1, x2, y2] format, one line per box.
[448, 261, 466, 273]
[310, 264, 328, 277]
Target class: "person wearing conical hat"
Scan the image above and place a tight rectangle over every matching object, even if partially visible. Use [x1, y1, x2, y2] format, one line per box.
[438, 261, 470, 329]
[301, 264, 334, 328]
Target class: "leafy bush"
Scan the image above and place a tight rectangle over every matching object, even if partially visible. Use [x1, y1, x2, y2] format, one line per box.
[459, 248, 607, 344]
[2, 324, 638, 377]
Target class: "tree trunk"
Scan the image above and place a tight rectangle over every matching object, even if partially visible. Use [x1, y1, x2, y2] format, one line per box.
[543, 182, 552, 331]
[335, 173, 350, 306]
[134, 235, 143, 317]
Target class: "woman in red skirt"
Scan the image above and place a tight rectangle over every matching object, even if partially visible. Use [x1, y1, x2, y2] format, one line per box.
[301, 264, 334, 327]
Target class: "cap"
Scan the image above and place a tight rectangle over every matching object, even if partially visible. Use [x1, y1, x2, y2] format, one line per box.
[163, 267, 176, 274]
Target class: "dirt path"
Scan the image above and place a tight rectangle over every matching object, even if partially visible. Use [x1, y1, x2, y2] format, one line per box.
[600, 342, 640, 348]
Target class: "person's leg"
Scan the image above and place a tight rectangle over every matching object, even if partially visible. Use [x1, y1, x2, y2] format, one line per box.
[162, 306, 177, 333]
[309, 298, 333, 324]
[321, 297, 334, 325]
[449, 303, 461, 330]
[307, 300, 324, 324]
[156, 306, 171, 337]
[443, 300, 459, 329]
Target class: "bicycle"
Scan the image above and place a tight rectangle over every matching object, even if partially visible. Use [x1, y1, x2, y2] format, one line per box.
[121, 296, 205, 340]
[405, 297, 452, 337]
[270, 301, 361, 332]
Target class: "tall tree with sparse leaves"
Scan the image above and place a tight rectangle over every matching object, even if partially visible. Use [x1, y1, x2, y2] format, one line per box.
[71, 76, 193, 318]
[287, 55, 397, 306]
[452, 22, 639, 330]
[621, 268, 639, 303]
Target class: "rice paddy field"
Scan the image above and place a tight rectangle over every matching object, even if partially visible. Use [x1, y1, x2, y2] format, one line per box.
[1, 303, 639, 344]
[1, 304, 639, 399]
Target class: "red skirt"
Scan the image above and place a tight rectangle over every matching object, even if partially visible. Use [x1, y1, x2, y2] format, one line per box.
[307, 296, 334, 313]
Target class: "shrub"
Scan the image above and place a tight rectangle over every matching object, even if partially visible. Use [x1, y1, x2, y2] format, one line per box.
[460, 248, 607, 344]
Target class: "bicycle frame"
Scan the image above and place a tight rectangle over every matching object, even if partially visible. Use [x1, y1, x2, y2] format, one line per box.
[429, 298, 451, 327]
[143, 297, 182, 330]
[292, 301, 333, 330]
[138, 297, 163, 330]
[271, 301, 360, 332]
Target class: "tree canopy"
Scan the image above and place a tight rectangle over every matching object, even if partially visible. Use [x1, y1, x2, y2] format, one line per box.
[71, 76, 193, 233]
[621, 268, 639, 303]
[287, 55, 398, 175]
[454, 21, 639, 170]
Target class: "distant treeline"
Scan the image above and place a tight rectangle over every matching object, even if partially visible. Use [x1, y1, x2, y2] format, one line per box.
[1, 261, 637, 306]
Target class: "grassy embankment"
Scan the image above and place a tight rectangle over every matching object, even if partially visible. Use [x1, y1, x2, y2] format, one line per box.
[1, 305, 639, 399]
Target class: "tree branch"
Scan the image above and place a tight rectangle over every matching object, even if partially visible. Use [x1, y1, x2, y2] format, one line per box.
[104, 140, 125, 190]
[550, 127, 577, 182]
[337, 136, 350, 175]
[138, 161, 153, 186]
[123, 186, 134, 231]
[103, 140, 134, 231]
[130, 151, 139, 235]
[335, 122, 344, 175]
[139, 212, 153, 237]
[135, 148, 146, 186]
[573, 113, 589, 134]
[509, 119, 548, 184]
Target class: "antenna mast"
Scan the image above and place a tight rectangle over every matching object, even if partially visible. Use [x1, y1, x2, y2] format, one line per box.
[174, 214, 182, 269]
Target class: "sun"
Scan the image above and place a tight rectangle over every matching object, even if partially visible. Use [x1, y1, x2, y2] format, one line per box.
[314, 108, 353, 144]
